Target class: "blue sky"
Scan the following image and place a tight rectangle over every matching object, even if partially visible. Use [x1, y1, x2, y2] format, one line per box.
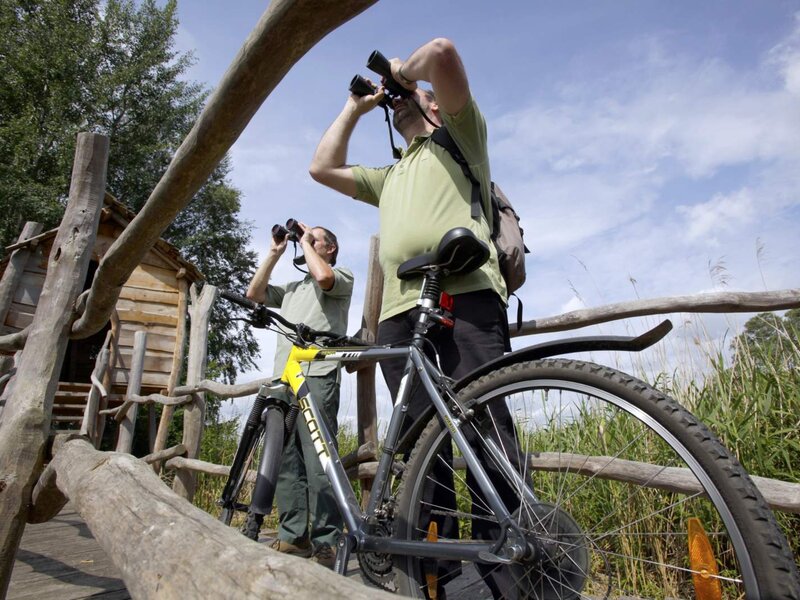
[171, 1, 800, 424]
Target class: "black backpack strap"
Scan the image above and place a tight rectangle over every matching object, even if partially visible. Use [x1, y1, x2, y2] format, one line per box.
[430, 127, 483, 220]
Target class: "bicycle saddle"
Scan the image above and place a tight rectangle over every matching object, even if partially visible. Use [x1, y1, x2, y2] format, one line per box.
[397, 227, 490, 280]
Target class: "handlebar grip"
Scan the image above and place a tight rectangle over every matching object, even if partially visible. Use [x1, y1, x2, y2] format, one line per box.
[220, 289, 258, 311]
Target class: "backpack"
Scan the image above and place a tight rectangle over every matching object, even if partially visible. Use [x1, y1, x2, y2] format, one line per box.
[429, 127, 530, 294]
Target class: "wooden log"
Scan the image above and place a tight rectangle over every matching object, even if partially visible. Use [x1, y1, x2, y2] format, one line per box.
[448, 452, 800, 515]
[79, 331, 112, 441]
[340, 441, 377, 471]
[0, 222, 44, 327]
[115, 330, 147, 453]
[141, 443, 186, 465]
[514, 288, 800, 337]
[152, 276, 189, 465]
[27, 433, 84, 524]
[93, 310, 120, 446]
[173, 377, 270, 399]
[35, 437, 395, 600]
[172, 284, 216, 500]
[69, 0, 378, 341]
[0, 132, 108, 596]
[0, 328, 29, 353]
[356, 235, 382, 507]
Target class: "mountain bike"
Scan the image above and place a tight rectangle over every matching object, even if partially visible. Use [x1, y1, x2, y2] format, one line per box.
[218, 227, 800, 599]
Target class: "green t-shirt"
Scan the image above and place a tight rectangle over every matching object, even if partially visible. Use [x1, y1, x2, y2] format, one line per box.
[265, 267, 354, 378]
[352, 97, 507, 321]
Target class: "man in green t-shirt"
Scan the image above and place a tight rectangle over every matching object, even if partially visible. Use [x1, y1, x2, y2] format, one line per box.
[310, 38, 522, 598]
[246, 221, 353, 569]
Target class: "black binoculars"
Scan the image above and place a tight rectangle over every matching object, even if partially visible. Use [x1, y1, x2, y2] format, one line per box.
[271, 218, 303, 243]
[349, 50, 413, 108]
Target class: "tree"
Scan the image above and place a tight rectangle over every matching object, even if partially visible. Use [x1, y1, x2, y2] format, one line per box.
[731, 309, 800, 372]
[0, 0, 258, 379]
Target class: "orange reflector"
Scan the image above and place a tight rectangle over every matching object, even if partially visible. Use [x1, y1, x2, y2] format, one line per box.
[426, 521, 439, 600]
[687, 517, 723, 600]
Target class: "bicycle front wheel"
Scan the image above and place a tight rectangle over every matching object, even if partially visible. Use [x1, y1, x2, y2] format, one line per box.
[394, 358, 799, 599]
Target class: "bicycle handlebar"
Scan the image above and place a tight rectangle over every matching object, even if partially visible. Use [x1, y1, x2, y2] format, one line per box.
[219, 289, 369, 347]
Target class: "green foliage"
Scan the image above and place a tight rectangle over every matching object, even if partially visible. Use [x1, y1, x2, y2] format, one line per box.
[0, 0, 258, 379]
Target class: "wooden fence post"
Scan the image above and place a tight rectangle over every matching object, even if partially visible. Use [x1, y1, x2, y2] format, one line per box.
[0, 132, 108, 596]
[152, 275, 189, 469]
[172, 283, 216, 500]
[356, 236, 382, 506]
[115, 330, 148, 453]
[79, 331, 112, 445]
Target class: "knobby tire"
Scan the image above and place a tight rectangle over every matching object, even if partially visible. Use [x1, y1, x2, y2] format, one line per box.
[393, 358, 800, 599]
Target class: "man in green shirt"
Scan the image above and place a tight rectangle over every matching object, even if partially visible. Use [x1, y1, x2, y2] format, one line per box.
[246, 221, 353, 568]
[310, 38, 521, 598]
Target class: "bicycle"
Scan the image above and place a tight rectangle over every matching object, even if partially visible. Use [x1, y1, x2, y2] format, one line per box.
[218, 226, 800, 599]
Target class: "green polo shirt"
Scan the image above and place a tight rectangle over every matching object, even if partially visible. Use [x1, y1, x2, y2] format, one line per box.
[265, 267, 354, 378]
[351, 97, 506, 321]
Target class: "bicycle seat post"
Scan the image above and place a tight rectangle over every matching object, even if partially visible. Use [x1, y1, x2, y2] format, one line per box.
[411, 267, 444, 346]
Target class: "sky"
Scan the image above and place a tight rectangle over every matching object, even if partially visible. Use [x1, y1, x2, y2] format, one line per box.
[170, 1, 800, 427]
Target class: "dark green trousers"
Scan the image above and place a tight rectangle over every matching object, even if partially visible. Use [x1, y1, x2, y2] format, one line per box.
[274, 370, 343, 547]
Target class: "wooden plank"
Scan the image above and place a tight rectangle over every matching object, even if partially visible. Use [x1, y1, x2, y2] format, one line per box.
[118, 287, 179, 306]
[117, 330, 176, 354]
[116, 322, 175, 339]
[122, 265, 178, 293]
[115, 351, 175, 374]
[110, 370, 170, 388]
[12, 271, 45, 308]
[116, 309, 177, 327]
[115, 297, 178, 318]
[5, 303, 34, 330]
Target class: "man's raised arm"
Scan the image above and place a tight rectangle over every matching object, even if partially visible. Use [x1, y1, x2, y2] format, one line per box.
[390, 38, 470, 117]
[309, 89, 384, 197]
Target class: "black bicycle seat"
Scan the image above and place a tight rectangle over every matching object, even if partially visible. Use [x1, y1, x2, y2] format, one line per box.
[397, 227, 490, 280]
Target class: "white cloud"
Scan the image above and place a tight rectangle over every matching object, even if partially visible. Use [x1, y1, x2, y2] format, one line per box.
[677, 188, 757, 241]
[768, 12, 800, 96]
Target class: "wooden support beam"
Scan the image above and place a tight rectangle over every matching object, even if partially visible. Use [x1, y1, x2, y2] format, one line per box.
[172, 284, 216, 500]
[79, 331, 112, 443]
[70, 0, 378, 341]
[356, 235, 382, 508]
[141, 443, 186, 465]
[31, 437, 395, 599]
[514, 288, 800, 337]
[152, 276, 189, 467]
[115, 330, 147, 453]
[0, 132, 108, 596]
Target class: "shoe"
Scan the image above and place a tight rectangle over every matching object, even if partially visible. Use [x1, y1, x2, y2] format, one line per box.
[269, 537, 313, 558]
[309, 543, 336, 568]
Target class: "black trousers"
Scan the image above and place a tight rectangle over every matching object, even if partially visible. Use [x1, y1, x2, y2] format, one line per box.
[377, 290, 525, 599]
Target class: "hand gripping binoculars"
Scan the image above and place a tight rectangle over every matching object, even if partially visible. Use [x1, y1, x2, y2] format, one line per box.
[349, 50, 413, 108]
[271, 218, 303, 243]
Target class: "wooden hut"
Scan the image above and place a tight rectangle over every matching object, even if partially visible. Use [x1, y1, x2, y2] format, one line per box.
[0, 193, 203, 443]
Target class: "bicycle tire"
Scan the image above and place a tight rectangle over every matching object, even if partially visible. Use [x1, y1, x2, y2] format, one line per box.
[248, 405, 285, 516]
[219, 426, 264, 526]
[394, 358, 800, 599]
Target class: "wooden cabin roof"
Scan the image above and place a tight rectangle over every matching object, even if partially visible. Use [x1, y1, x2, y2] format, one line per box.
[1, 193, 204, 283]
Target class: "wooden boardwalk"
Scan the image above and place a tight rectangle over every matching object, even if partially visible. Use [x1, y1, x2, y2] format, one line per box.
[9, 507, 485, 599]
[8, 507, 128, 599]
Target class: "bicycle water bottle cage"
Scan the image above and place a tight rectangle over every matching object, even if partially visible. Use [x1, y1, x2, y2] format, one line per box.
[396, 227, 490, 281]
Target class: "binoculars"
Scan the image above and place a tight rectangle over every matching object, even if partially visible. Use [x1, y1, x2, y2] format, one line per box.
[272, 218, 303, 243]
[349, 50, 413, 108]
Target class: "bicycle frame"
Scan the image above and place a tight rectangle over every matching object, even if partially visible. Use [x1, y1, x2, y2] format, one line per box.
[279, 341, 534, 566]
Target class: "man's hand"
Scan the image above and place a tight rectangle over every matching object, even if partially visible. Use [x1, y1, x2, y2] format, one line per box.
[270, 232, 288, 255]
[347, 79, 386, 116]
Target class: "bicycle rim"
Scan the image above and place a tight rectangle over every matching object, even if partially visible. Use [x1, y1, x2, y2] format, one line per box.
[394, 359, 799, 599]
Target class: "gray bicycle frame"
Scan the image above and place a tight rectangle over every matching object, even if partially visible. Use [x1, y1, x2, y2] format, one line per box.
[281, 341, 536, 562]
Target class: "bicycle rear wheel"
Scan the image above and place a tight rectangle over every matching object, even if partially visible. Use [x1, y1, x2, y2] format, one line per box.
[394, 358, 800, 599]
